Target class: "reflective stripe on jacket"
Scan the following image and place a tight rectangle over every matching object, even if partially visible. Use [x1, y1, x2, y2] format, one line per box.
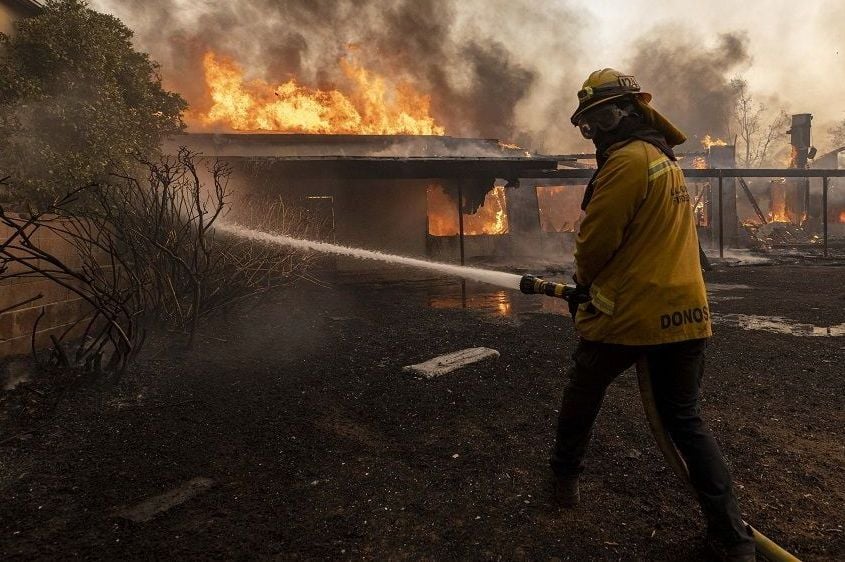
[574, 139, 712, 345]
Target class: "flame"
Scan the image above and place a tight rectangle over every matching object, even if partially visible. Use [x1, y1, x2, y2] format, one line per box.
[783, 149, 795, 168]
[769, 181, 789, 222]
[485, 187, 509, 234]
[427, 185, 509, 236]
[194, 51, 445, 135]
[839, 210, 845, 224]
[497, 141, 533, 157]
[702, 134, 728, 150]
[536, 186, 584, 232]
[691, 156, 708, 170]
[691, 185, 708, 226]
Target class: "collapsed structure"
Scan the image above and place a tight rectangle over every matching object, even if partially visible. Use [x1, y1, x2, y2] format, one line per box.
[168, 134, 571, 267]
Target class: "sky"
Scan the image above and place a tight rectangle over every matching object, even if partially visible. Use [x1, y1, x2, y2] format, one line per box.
[573, 0, 844, 132]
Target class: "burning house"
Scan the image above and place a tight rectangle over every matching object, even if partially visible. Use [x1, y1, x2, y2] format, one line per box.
[169, 133, 561, 269]
[161, 45, 845, 266]
[168, 122, 845, 270]
[165, 49, 596, 268]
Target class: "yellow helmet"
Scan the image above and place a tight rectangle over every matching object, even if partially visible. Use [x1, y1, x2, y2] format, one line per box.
[570, 68, 652, 125]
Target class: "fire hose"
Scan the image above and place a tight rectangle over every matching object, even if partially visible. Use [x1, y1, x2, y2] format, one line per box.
[520, 274, 800, 562]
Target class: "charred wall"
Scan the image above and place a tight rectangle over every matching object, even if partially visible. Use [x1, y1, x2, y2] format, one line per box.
[333, 179, 428, 269]
[227, 161, 430, 269]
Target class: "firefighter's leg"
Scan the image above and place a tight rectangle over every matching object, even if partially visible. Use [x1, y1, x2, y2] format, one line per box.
[645, 339, 754, 549]
[550, 339, 638, 477]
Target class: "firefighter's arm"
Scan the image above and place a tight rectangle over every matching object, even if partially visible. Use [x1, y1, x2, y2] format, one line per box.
[575, 147, 649, 286]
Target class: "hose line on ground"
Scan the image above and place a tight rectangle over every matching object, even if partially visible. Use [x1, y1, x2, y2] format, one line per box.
[517, 275, 801, 560]
[634, 357, 801, 562]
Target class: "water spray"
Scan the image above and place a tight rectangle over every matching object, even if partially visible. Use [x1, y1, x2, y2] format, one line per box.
[217, 222, 586, 302]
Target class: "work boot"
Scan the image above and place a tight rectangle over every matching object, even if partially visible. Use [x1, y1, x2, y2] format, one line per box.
[705, 535, 756, 562]
[552, 476, 579, 508]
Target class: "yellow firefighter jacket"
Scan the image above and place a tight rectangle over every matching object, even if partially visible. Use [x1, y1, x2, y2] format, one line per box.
[574, 139, 712, 345]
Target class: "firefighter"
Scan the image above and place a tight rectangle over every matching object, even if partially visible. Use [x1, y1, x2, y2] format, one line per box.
[552, 69, 756, 561]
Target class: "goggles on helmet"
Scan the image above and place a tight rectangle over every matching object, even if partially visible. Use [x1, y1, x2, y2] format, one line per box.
[577, 75, 641, 104]
[576, 103, 629, 139]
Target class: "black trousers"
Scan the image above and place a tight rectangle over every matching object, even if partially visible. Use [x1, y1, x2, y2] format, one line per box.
[551, 338, 753, 547]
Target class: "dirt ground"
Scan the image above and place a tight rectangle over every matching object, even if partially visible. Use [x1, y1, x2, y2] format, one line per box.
[1, 263, 843, 561]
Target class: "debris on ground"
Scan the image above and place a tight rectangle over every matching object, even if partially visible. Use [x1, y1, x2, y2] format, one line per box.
[403, 347, 500, 378]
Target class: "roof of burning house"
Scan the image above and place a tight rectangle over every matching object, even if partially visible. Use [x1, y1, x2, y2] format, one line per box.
[170, 133, 558, 180]
[222, 156, 558, 181]
[171, 133, 536, 159]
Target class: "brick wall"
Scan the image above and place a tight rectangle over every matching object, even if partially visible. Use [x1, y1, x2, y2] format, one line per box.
[1, 220, 89, 359]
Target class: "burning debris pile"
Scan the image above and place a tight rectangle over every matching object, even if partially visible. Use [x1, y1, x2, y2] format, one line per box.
[731, 175, 845, 251]
[683, 126, 845, 255]
[744, 221, 820, 248]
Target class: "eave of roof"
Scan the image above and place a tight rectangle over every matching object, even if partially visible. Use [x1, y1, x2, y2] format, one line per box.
[205, 156, 558, 181]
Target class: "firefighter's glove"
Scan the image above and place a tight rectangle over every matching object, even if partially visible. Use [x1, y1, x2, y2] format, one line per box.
[563, 283, 591, 319]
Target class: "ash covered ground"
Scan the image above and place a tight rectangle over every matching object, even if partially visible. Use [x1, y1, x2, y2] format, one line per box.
[0, 264, 843, 561]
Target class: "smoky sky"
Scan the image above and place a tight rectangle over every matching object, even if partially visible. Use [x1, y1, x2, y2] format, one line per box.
[90, 0, 776, 152]
[88, 0, 557, 142]
[628, 30, 751, 145]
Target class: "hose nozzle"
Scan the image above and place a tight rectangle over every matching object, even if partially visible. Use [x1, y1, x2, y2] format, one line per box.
[520, 274, 591, 303]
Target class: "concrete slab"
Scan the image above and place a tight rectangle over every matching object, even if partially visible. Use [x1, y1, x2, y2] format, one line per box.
[403, 347, 500, 379]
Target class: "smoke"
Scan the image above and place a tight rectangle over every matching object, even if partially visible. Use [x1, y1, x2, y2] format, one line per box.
[627, 30, 751, 148]
[88, 1, 815, 154]
[88, 0, 585, 149]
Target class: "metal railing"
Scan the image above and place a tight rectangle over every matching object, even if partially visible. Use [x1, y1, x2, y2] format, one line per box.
[524, 168, 845, 258]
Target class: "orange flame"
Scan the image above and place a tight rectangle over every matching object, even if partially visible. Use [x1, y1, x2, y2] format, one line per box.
[691, 155, 708, 170]
[537, 186, 583, 232]
[702, 134, 728, 150]
[194, 51, 445, 135]
[427, 185, 509, 236]
[497, 141, 532, 157]
[769, 180, 789, 222]
[839, 210, 845, 224]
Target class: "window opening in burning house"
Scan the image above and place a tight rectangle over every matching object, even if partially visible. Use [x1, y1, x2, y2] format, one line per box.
[536, 186, 586, 233]
[426, 184, 509, 236]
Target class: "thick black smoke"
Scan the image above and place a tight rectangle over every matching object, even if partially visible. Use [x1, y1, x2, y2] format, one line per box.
[373, 3, 538, 139]
[89, 0, 577, 143]
[89, 2, 763, 153]
[628, 30, 751, 147]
